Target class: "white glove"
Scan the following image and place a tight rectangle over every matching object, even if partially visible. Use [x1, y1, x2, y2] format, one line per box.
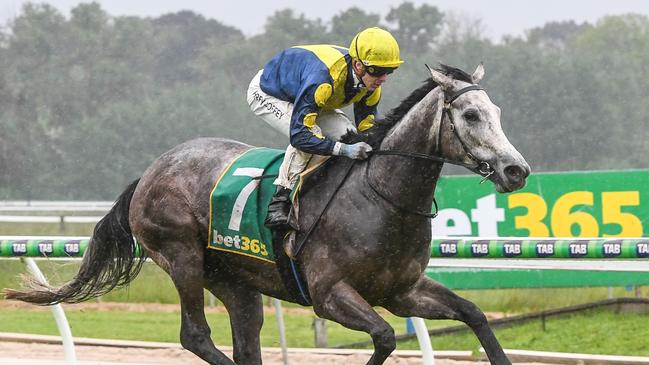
[333, 142, 373, 160]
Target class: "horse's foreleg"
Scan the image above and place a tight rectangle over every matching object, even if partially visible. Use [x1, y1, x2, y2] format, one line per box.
[166, 249, 236, 365]
[205, 278, 263, 365]
[384, 277, 511, 365]
[312, 281, 395, 365]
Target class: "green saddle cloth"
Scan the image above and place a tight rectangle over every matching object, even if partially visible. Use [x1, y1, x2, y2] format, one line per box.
[207, 147, 284, 263]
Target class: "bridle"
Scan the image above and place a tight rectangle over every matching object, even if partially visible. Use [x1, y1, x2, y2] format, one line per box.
[291, 83, 498, 259]
[367, 84, 495, 218]
[367, 84, 494, 218]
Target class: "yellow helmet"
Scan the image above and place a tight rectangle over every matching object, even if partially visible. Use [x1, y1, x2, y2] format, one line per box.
[349, 27, 404, 68]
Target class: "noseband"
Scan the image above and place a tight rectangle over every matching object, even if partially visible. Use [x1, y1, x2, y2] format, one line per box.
[440, 84, 494, 178]
[367, 84, 495, 218]
[291, 85, 493, 258]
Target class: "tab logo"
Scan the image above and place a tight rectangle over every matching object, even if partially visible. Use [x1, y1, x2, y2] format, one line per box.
[602, 241, 622, 257]
[569, 242, 588, 257]
[503, 241, 522, 257]
[12, 241, 27, 256]
[38, 241, 53, 255]
[535, 241, 555, 257]
[637, 241, 649, 258]
[439, 241, 458, 256]
[65, 241, 81, 255]
[471, 241, 489, 257]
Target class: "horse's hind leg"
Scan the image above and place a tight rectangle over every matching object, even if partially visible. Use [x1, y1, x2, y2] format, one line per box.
[204, 275, 264, 365]
[384, 276, 511, 365]
[312, 281, 396, 365]
[151, 242, 235, 365]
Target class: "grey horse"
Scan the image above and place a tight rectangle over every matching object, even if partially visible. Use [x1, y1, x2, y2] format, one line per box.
[5, 64, 530, 365]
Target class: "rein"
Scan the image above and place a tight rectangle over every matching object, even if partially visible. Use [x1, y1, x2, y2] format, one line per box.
[370, 149, 482, 171]
[366, 84, 494, 218]
[291, 83, 497, 257]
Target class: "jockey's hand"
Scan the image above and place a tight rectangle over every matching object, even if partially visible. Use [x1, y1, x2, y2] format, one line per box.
[335, 142, 373, 160]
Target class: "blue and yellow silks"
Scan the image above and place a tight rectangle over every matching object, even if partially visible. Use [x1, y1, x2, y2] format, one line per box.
[260, 45, 381, 155]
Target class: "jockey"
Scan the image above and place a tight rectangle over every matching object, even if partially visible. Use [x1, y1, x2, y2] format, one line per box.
[247, 27, 403, 230]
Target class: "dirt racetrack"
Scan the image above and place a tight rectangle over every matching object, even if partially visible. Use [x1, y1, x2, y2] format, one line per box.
[0, 341, 461, 365]
[0, 341, 556, 365]
[0, 302, 552, 364]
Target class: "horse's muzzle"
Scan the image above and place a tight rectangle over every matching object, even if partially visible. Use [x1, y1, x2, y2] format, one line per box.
[503, 163, 530, 190]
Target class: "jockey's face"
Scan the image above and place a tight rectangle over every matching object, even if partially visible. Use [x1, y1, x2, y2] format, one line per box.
[353, 60, 393, 92]
[361, 70, 389, 92]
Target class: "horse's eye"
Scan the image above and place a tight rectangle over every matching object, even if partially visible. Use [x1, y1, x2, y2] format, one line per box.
[463, 110, 480, 122]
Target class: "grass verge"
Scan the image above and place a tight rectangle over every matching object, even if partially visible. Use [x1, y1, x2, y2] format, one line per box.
[0, 304, 454, 348]
[0, 305, 647, 356]
[2, 260, 645, 308]
[399, 307, 649, 356]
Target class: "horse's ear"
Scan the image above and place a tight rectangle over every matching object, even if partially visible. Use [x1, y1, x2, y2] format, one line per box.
[472, 63, 485, 84]
[425, 64, 453, 90]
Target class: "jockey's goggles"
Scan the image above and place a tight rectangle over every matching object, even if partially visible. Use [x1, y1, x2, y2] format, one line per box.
[365, 65, 396, 77]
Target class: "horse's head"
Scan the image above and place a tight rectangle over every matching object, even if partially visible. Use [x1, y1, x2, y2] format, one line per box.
[429, 64, 530, 192]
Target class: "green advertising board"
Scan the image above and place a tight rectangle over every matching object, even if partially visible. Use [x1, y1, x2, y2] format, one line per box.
[424, 267, 649, 289]
[428, 169, 649, 289]
[432, 169, 648, 238]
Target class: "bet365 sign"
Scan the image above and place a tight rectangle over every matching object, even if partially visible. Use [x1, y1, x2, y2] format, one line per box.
[432, 169, 647, 238]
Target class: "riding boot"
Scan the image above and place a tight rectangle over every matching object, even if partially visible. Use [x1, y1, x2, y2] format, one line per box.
[264, 186, 294, 230]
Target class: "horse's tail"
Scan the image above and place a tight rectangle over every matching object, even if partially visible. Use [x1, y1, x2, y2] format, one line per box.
[4, 179, 145, 305]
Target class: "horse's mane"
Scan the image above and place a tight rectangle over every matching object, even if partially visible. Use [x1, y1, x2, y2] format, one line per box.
[341, 64, 473, 147]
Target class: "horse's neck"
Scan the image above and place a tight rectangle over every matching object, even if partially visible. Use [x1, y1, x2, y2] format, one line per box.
[369, 87, 445, 212]
[382, 87, 444, 154]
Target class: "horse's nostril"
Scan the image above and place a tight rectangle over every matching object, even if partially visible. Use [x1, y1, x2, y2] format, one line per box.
[504, 165, 527, 181]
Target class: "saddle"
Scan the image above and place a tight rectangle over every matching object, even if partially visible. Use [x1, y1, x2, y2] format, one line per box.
[207, 147, 339, 305]
[282, 154, 330, 258]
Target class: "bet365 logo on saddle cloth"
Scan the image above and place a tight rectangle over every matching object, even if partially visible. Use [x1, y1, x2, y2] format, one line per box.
[207, 148, 285, 263]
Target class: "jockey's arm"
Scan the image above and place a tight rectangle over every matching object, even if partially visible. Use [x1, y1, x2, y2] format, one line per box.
[353, 86, 382, 132]
[289, 84, 373, 159]
[288, 84, 336, 155]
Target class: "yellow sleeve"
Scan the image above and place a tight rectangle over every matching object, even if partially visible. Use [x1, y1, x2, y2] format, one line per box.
[365, 87, 381, 106]
[357, 115, 375, 132]
[314, 83, 333, 108]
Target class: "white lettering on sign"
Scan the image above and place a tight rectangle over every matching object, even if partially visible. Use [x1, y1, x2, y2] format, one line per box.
[569, 243, 588, 256]
[65, 243, 80, 254]
[504, 243, 521, 256]
[536, 243, 554, 256]
[471, 194, 505, 237]
[471, 243, 489, 255]
[440, 243, 457, 255]
[12, 243, 27, 254]
[638, 243, 649, 256]
[433, 194, 505, 237]
[432, 208, 471, 236]
[603, 243, 621, 256]
[39, 243, 53, 254]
